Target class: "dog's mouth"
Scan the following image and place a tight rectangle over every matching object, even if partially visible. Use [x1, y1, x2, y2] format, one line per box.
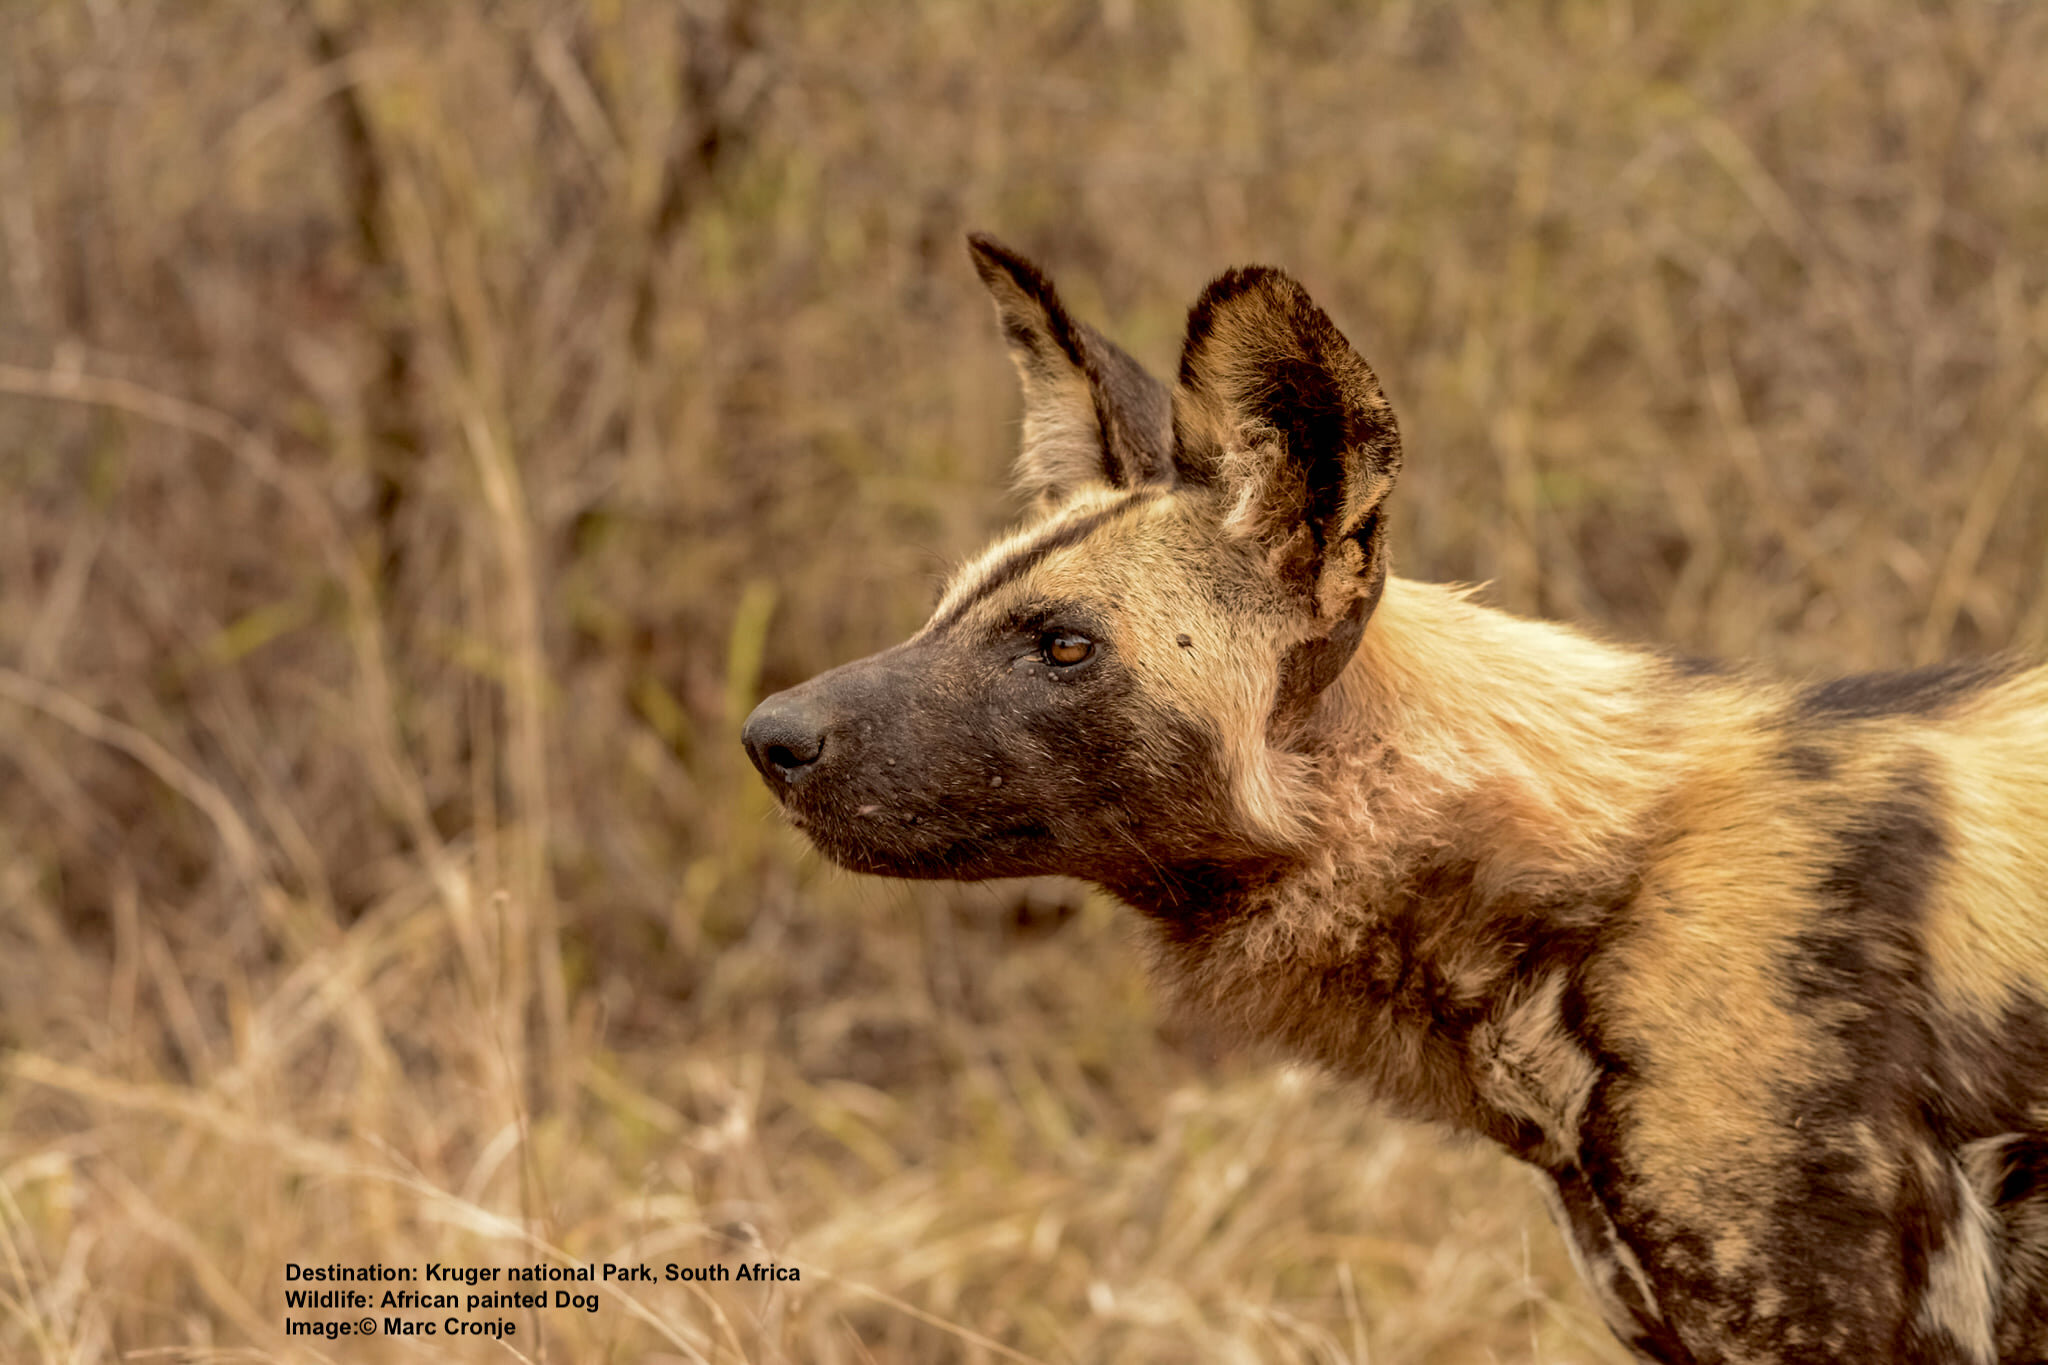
[772, 790, 1057, 880]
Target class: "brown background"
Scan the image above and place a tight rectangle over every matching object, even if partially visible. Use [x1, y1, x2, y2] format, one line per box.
[1, 2, 2043, 1360]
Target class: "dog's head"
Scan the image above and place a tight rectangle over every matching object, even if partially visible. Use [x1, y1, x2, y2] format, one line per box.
[742, 236, 1402, 902]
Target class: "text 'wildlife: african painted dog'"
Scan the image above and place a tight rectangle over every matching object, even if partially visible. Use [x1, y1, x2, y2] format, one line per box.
[741, 235, 2048, 1364]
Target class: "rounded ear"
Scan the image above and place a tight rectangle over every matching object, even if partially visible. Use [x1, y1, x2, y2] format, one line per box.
[967, 233, 1175, 509]
[1172, 266, 1402, 626]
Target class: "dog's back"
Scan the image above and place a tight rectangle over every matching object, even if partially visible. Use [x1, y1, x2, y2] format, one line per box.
[1576, 659, 2048, 1359]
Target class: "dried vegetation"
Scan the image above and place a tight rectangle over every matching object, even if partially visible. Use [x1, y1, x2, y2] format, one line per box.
[0, 1, 2044, 1360]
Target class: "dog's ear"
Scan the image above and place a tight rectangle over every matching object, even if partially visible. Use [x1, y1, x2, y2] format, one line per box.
[968, 234, 1175, 509]
[1173, 266, 1400, 620]
[1172, 267, 1401, 707]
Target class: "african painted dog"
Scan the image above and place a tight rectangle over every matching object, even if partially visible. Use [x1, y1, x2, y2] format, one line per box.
[741, 235, 2048, 1363]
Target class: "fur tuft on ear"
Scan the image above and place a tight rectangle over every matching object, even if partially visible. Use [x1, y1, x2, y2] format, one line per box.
[1173, 266, 1401, 625]
[967, 233, 1175, 508]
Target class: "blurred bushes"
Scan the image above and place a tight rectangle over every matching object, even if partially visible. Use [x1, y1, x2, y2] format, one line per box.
[0, 2, 2043, 1359]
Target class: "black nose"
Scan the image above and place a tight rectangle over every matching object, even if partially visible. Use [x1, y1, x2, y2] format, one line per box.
[742, 693, 827, 785]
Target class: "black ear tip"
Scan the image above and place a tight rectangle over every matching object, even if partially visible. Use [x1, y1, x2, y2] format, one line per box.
[966, 233, 1070, 326]
[1190, 264, 1302, 319]
[966, 231, 1028, 283]
[1181, 266, 1285, 374]
[1181, 264, 1332, 367]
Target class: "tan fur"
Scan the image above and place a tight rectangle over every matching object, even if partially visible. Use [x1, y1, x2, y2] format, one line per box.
[1920, 682, 2048, 1021]
[746, 238, 2048, 1362]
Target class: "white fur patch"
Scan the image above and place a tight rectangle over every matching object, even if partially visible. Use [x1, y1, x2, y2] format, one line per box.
[1919, 1157, 1999, 1364]
[1482, 972, 1599, 1165]
[1537, 1172, 1664, 1335]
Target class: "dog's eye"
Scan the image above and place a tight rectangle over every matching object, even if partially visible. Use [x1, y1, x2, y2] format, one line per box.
[1042, 632, 1094, 667]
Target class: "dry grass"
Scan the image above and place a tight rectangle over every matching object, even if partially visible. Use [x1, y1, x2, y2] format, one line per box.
[0, 1, 2044, 1360]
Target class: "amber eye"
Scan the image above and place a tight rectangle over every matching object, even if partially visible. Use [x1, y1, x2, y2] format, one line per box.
[1042, 632, 1094, 667]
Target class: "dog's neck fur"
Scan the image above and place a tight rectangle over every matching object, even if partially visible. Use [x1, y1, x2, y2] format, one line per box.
[1332, 576, 1679, 899]
[1132, 575, 1687, 1152]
